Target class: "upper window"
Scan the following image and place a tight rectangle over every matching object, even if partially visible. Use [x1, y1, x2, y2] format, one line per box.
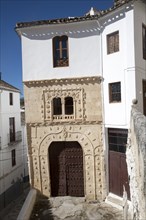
[9, 117, 15, 142]
[65, 97, 73, 115]
[53, 97, 62, 115]
[109, 82, 121, 103]
[142, 24, 146, 60]
[11, 149, 16, 167]
[9, 93, 13, 105]
[107, 31, 119, 54]
[53, 35, 69, 67]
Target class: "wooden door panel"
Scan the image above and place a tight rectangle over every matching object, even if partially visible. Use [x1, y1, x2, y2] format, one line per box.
[109, 151, 130, 199]
[109, 151, 120, 196]
[49, 142, 84, 197]
[120, 154, 130, 199]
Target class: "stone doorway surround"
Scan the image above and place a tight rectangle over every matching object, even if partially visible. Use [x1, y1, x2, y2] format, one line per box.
[27, 124, 105, 201]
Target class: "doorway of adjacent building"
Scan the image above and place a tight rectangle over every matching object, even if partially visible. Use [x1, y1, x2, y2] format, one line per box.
[108, 128, 130, 199]
[143, 80, 146, 116]
[49, 141, 84, 197]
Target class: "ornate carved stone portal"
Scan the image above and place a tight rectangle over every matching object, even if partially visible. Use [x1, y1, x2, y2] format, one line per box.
[25, 76, 106, 201]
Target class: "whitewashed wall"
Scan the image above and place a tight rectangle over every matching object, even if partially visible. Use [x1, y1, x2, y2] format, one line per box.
[0, 90, 21, 149]
[21, 21, 101, 81]
[102, 4, 136, 128]
[0, 89, 28, 195]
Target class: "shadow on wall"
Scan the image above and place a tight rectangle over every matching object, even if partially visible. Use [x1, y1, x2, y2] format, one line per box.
[0, 179, 24, 211]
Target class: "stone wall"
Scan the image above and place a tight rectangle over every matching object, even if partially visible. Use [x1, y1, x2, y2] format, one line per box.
[126, 107, 146, 220]
[24, 76, 106, 201]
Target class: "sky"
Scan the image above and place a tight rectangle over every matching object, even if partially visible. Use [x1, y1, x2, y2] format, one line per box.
[0, 0, 114, 97]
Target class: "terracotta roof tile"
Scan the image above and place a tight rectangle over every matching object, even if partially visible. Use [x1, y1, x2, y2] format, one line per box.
[15, 0, 133, 30]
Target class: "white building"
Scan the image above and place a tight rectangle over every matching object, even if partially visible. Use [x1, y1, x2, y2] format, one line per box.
[0, 79, 28, 211]
[101, 0, 146, 200]
[15, 0, 146, 215]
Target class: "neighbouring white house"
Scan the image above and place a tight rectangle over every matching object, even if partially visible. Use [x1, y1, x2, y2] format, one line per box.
[15, 0, 146, 218]
[0, 79, 29, 211]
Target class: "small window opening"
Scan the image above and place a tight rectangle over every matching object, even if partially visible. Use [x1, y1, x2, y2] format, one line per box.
[65, 97, 73, 115]
[12, 149, 16, 166]
[53, 97, 62, 115]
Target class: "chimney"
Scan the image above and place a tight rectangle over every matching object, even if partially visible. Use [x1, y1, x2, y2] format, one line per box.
[85, 7, 101, 17]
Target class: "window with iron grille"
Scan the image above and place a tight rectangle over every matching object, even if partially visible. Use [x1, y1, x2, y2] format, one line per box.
[107, 31, 119, 54]
[53, 35, 69, 67]
[12, 149, 16, 166]
[109, 82, 121, 103]
[108, 128, 128, 153]
[9, 93, 13, 105]
[142, 24, 146, 60]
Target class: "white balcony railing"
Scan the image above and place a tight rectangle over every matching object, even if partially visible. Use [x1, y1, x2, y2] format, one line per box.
[52, 115, 75, 121]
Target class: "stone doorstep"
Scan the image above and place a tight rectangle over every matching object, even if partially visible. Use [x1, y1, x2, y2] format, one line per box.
[105, 193, 124, 210]
[106, 193, 134, 220]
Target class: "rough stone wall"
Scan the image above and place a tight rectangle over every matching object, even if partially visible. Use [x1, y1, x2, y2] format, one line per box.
[24, 76, 106, 201]
[126, 107, 146, 220]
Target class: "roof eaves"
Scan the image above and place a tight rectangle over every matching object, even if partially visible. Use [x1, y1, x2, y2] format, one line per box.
[15, 0, 133, 30]
[0, 80, 20, 92]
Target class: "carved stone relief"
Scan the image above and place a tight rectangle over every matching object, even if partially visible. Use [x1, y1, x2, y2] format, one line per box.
[29, 124, 104, 200]
[41, 88, 86, 122]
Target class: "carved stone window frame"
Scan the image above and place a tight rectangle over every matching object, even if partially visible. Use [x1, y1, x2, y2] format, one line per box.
[42, 88, 85, 122]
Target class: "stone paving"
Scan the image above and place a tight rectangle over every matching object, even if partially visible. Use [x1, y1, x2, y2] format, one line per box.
[1, 190, 124, 220]
[50, 197, 123, 220]
[30, 196, 123, 220]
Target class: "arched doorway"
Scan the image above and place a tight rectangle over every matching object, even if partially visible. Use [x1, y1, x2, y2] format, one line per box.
[49, 141, 84, 197]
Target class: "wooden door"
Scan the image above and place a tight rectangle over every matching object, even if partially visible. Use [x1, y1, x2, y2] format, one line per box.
[109, 151, 130, 199]
[143, 80, 146, 116]
[108, 128, 130, 199]
[49, 141, 84, 197]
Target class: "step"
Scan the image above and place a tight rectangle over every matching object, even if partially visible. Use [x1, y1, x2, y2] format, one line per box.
[105, 193, 123, 210]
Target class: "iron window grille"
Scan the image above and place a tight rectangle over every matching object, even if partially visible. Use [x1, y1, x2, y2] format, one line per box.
[53, 35, 69, 67]
[107, 31, 119, 54]
[108, 128, 128, 153]
[109, 82, 121, 103]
